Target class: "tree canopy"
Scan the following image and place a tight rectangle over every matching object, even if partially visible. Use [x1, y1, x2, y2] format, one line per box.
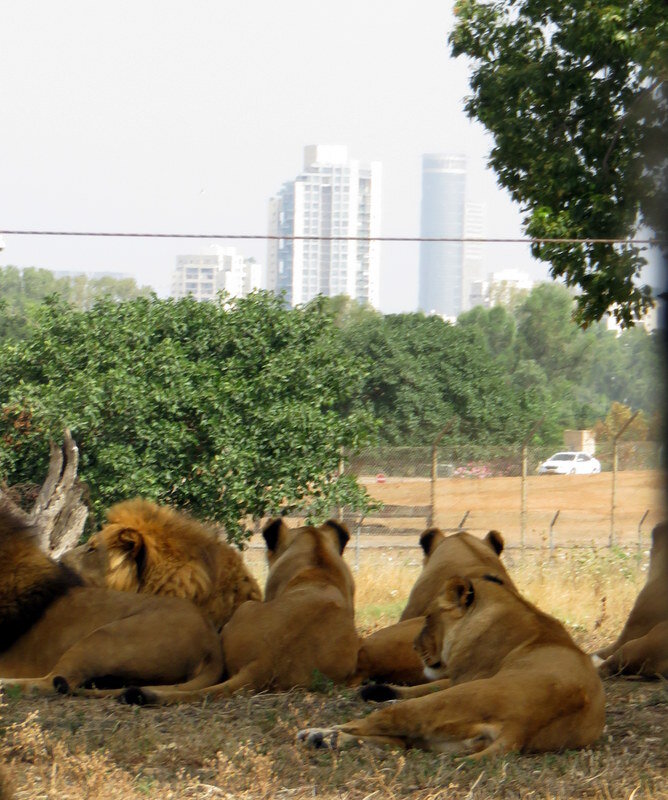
[1, 287, 660, 540]
[0, 292, 375, 542]
[450, 0, 667, 327]
[0, 265, 153, 342]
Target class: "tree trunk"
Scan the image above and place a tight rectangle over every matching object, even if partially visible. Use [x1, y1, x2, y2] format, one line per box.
[0, 429, 88, 557]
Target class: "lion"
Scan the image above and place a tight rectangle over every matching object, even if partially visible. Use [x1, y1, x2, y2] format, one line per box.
[354, 527, 514, 685]
[120, 517, 359, 705]
[298, 573, 605, 759]
[61, 498, 261, 630]
[0, 501, 223, 696]
[594, 521, 668, 678]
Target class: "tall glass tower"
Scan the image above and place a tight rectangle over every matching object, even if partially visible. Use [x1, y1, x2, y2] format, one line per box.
[418, 154, 467, 317]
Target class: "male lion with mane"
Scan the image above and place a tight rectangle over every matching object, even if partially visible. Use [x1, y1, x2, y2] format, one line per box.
[0, 501, 223, 696]
[121, 517, 359, 705]
[594, 521, 668, 678]
[62, 498, 261, 630]
[299, 574, 605, 759]
[355, 527, 514, 685]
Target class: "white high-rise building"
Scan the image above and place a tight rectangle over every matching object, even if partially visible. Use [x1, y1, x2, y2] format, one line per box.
[171, 246, 263, 302]
[267, 145, 381, 308]
[461, 202, 486, 313]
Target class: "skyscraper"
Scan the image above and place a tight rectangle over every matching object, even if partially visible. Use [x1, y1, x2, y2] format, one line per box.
[267, 145, 381, 308]
[418, 154, 467, 317]
[461, 201, 486, 312]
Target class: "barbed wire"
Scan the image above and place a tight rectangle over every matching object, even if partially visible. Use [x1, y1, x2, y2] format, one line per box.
[0, 229, 664, 245]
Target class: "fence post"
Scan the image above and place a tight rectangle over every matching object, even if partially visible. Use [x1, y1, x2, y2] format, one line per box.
[609, 411, 639, 547]
[428, 418, 456, 528]
[520, 416, 544, 552]
[521, 443, 528, 549]
[549, 510, 560, 557]
[637, 509, 649, 559]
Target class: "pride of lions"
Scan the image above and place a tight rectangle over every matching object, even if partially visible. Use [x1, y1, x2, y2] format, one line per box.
[1, 498, 666, 761]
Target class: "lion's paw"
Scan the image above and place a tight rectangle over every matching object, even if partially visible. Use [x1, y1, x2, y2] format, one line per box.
[296, 727, 340, 750]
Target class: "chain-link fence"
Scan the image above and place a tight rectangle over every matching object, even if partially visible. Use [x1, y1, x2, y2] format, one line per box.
[337, 441, 663, 559]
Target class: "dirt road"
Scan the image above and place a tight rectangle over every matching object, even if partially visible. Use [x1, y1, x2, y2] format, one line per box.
[354, 469, 665, 548]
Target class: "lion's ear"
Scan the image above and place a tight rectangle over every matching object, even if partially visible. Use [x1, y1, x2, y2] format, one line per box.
[419, 528, 443, 556]
[323, 519, 350, 553]
[117, 528, 143, 556]
[445, 577, 475, 609]
[262, 518, 288, 553]
[485, 530, 504, 555]
[116, 529, 147, 577]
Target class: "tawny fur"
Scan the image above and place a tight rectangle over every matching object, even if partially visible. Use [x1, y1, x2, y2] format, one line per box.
[595, 521, 668, 678]
[0, 500, 223, 696]
[299, 575, 605, 759]
[119, 518, 359, 705]
[354, 528, 514, 685]
[62, 499, 261, 630]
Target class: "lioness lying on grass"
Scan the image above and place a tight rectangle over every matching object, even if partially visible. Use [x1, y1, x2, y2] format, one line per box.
[298, 574, 605, 759]
[121, 517, 359, 705]
[354, 527, 513, 685]
[594, 521, 668, 678]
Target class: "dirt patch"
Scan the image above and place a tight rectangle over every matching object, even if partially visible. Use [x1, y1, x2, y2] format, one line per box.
[356, 470, 665, 548]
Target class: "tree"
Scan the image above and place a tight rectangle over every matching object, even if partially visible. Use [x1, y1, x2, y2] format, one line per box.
[0, 266, 153, 342]
[340, 311, 535, 446]
[0, 293, 375, 543]
[450, 0, 666, 327]
[593, 401, 649, 440]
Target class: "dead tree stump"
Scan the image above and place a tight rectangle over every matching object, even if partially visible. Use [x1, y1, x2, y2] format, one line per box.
[0, 429, 89, 557]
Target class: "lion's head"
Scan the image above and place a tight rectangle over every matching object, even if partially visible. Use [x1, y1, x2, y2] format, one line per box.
[414, 573, 573, 685]
[61, 498, 261, 629]
[399, 528, 512, 622]
[261, 518, 354, 606]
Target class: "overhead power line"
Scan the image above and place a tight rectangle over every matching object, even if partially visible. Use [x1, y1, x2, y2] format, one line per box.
[0, 229, 663, 245]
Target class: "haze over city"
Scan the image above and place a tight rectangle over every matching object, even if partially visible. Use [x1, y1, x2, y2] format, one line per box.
[0, 1, 660, 311]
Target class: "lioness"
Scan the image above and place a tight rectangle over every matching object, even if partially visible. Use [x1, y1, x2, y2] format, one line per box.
[121, 517, 359, 705]
[355, 528, 513, 685]
[61, 498, 261, 630]
[0, 501, 223, 695]
[299, 574, 605, 759]
[594, 521, 668, 678]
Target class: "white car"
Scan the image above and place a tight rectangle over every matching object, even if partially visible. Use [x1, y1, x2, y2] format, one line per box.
[537, 451, 601, 475]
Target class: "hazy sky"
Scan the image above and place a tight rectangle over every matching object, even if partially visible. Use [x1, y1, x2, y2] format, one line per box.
[0, 0, 621, 311]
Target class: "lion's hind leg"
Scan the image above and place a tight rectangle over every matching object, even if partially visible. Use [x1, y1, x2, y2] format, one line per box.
[120, 661, 262, 706]
[598, 621, 668, 678]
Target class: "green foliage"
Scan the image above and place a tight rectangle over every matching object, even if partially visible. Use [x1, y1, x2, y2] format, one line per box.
[0, 265, 153, 343]
[0, 292, 375, 543]
[450, 0, 666, 327]
[339, 309, 539, 446]
[0, 283, 659, 526]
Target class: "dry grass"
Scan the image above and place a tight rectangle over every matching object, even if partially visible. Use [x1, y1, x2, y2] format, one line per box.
[2, 546, 667, 800]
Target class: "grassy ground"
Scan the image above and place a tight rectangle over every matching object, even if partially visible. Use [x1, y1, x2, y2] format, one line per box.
[2, 546, 667, 800]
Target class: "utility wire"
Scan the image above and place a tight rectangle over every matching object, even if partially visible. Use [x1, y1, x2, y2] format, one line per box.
[0, 230, 663, 245]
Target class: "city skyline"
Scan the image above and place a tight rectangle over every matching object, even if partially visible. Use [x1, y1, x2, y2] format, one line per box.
[0, 2, 661, 312]
[0, 1, 558, 315]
